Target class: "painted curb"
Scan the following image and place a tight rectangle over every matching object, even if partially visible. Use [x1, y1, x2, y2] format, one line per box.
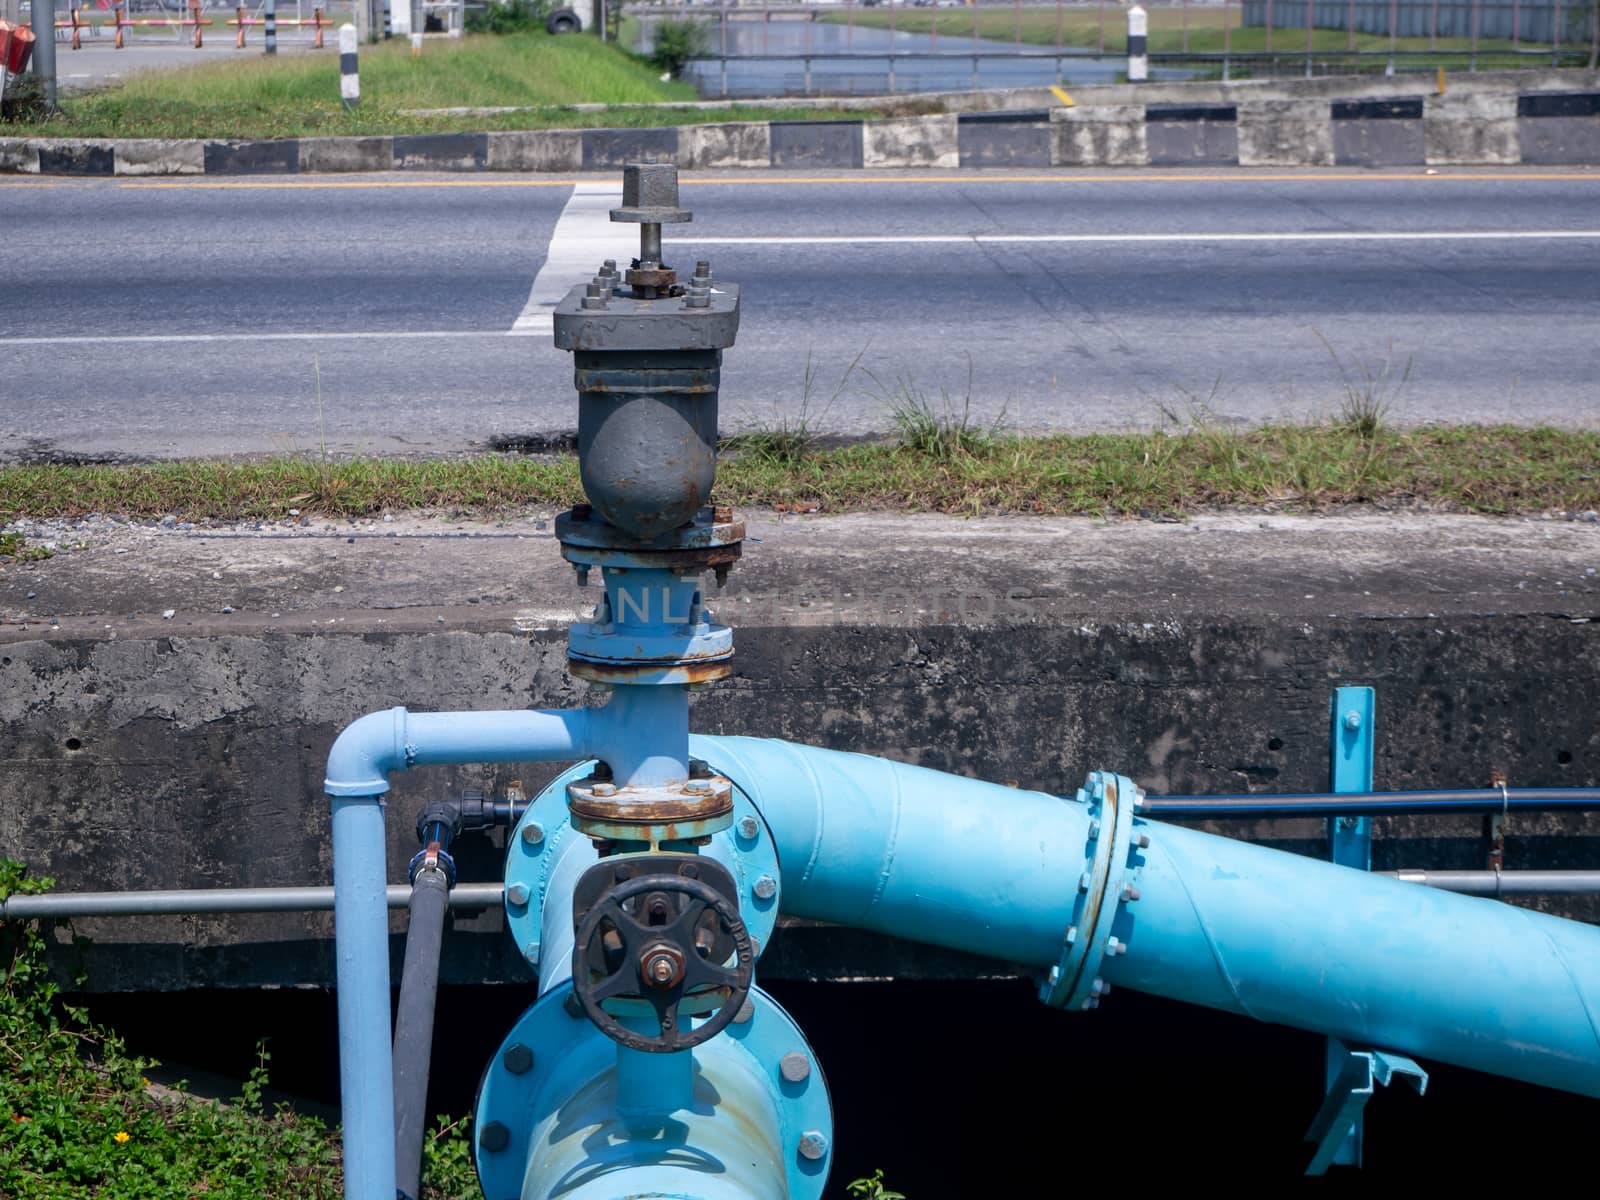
[2, 89, 1596, 175]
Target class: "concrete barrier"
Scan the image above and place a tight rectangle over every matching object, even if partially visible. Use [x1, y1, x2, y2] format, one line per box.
[1052, 103, 1148, 166]
[4, 74, 1597, 175]
[4, 510, 1598, 991]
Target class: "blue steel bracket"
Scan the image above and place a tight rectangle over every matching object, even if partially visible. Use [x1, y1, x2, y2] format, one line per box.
[1304, 1043, 1428, 1176]
[1040, 770, 1146, 1012]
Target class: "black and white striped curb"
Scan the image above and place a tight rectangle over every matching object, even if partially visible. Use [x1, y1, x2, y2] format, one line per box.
[2, 90, 1595, 176]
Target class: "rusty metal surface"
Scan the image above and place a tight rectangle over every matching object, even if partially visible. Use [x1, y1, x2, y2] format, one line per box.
[567, 776, 735, 825]
[557, 505, 745, 553]
[567, 657, 735, 686]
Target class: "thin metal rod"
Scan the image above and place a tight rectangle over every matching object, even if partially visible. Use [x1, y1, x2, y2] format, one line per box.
[0, 882, 503, 919]
[1387, 870, 1600, 896]
[1143, 788, 1600, 820]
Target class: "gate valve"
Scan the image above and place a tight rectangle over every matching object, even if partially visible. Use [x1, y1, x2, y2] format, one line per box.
[571, 854, 754, 1054]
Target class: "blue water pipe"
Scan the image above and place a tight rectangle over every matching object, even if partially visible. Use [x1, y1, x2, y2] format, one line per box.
[322, 162, 1600, 1198]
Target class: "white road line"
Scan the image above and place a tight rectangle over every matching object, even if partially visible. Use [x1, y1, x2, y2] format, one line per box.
[509, 181, 626, 336]
[0, 331, 507, 347]
[670, 230, 1600, 246]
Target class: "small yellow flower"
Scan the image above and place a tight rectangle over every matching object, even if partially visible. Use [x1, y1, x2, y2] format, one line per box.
[113, 1131, 130, 1145]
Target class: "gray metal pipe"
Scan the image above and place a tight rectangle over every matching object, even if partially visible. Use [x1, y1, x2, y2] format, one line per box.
[1387, 870, 1600, 896]
[29, 0, 56, 110]
[393, 867, 450, 1200]
[0, 882, 502, 919]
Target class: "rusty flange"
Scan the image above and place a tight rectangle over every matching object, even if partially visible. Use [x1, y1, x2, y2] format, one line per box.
[567, 772, 736, 842]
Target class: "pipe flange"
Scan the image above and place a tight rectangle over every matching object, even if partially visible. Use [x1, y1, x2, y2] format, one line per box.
[1040, 770, 1146, 1011]
[567, 774, 736, 842]
[556, 505, 745, 554]
[568, 656, 735, 688]
[474, 985, 832, 1200]
[567, 615, 733, 669]
[504, 765, 780, 976]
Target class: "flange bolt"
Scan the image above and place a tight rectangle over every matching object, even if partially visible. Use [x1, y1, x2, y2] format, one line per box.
[753, 874, 778, 901]
[503, 1043, 534, 1075]
[737, 815, 760, 839]
[798, 1131, 830, 1161]
[506, 882, 530, 907]
[581, 281, 607, 310]
[779, 1051, 812, 1083]
[520, 821, 545, 847]
[479, 1121, 510, 1153]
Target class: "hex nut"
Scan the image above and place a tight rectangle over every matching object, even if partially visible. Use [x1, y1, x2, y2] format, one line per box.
[503, 1043, 534, 1075]
[798, 1131, 829, 1161]
[737, 815, 760, 840]
[479, 1121, 510, 1153]
[753, 874, 778, 901]
[520, 822, 546, 846]
[506, 882, 531, 907]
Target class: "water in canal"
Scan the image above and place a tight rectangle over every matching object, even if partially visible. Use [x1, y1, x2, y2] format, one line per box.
[635, 15, 1194, 98]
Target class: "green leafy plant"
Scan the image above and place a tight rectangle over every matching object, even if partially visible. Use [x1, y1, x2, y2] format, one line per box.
[466, 0, 553, 35]
[848, 1169, 907, 1199]
[649, 18, 708, 79]
[0, 532, 52, 562]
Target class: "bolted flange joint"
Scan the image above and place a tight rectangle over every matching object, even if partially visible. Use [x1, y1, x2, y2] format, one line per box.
[1039, 770, 1148, 1013]
[566, 771, 736, 842]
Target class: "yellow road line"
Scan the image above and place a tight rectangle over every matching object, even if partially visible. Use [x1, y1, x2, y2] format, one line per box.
[1050, 85, 1076, 107]
[112, 170, 1600, 190]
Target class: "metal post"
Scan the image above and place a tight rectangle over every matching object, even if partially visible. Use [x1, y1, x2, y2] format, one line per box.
[1429, 0, 1436, 49]
[1306, 0, 1314, 75]
[1265, 0, 1273, 51]
[1126, 2, 1147, 79]
[1470, 0, 1479, 69]
[29, 0, 55, 109]
[1181, 0, 1189, 51]
[1056, 0, 1063, 50]
[382, 0, 391, 38]
[1223, 0, 1231, 76]
[339, 21, 357, 111]
[265, 0, 275, 53]
[803, 53, 810, 95]
[1512, 0, 1520, 47]
[1096, 0, 1105, 52]
[1553, 0, 1562, 64]
[1013, 0, 1021, 48]
[1348, 0, 1355, 50]
[1324, 685, 1376, 1170]
[1386, 0, 1397, 73]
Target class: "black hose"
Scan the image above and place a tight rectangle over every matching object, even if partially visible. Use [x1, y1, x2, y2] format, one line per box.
[393, 864, 450, 1200]
[1142, 787, 1600, 820]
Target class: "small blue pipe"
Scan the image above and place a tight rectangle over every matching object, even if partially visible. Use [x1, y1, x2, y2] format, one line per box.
[330, 796, 397, 1200]
[601, 686, 689, 787]
[327, 704, 599, 1200]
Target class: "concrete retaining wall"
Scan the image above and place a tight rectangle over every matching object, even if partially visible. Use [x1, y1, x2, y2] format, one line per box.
[3, 74, 1597, 175]
[2, 511, 1598, 992]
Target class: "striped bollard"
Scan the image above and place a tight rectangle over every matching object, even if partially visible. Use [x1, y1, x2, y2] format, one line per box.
[382, 0, 391, 39]
[1127, 3, 1147, 82]
[339, 22, 358, 111]
[265, 0, 275, 55]
[410, 30, 421, 57]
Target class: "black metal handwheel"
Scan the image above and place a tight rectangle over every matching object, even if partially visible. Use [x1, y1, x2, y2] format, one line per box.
[572, 872, 753, 1054]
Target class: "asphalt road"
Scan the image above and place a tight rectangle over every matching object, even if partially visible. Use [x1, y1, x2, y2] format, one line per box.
[3, 168, 1599, 460]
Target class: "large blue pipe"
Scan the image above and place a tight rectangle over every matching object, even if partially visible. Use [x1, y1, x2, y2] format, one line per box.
[693, 736, 1600, 1099]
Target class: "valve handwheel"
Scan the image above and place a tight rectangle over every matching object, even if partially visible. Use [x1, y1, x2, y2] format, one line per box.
[572, 870, 754, 1053]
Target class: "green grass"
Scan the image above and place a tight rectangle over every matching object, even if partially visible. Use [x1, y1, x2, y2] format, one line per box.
[821, 6, 1567, 58]
[12, 31, 866, 139]
[3, 424, 1598, 522]
[0, 859, 481, 1199]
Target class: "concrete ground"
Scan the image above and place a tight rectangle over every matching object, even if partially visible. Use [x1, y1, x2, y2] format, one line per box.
[3, 166, 1598, 461]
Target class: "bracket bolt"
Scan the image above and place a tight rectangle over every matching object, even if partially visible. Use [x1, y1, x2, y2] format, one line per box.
[521, 821, 546, 847]
[798, 1131, 830, 1162]
[780, 1051, 812, 1083]
[1088, 819, 1100, 839]
[1091, 977, 1110, 996]
[506, 882, 530, 907]
[574, 564, 589, 587]
[1107, 936, 1126, 956]
[1343, 709, 1364, 731]
[1078, 872, 1092, 892]
[1133, 833, 1150, 849]
[581, 281, 607, 310]
[737, 815, 760, 840]
[1122, 884, 1141, 903]
[733, 998, 755, 1024]
[1063, 925, 1078, 946]
[753, 874, 778, 901]
[479, 1121, 510, 1153]
[503, 1043, 534, 1075]
[1046, 965, 1062, 985]
[524, 941, 540, 965]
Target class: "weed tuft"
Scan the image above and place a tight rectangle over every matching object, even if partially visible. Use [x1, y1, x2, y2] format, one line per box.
[1318, 333, 1412, 441]
[876, 357, 1007, 462]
